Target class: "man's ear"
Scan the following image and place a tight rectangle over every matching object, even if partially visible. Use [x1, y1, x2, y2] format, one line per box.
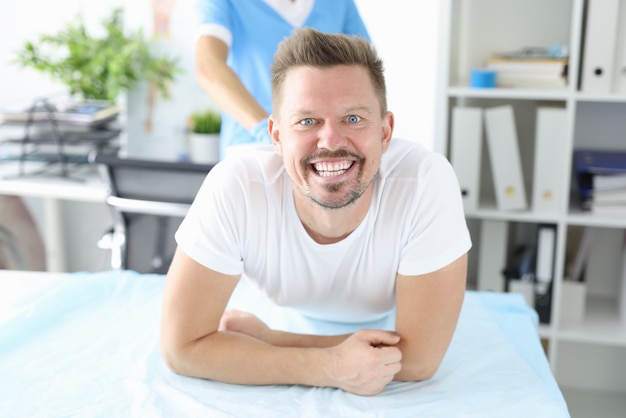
[268, 115, 282, 155]
[381, 111, 395, 153]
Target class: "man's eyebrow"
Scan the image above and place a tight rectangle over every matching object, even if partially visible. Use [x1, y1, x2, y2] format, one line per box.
[344, 105, 373, 115]
[289, 109, 315, 118]
[289, 106, 373, 118]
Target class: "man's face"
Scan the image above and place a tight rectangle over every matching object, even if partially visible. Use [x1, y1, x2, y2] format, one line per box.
[269, 65, 393, 210]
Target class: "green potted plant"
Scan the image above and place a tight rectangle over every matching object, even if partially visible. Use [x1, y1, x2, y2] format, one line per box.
[188, 109, 221, 164]
[14, 8, 181, 104]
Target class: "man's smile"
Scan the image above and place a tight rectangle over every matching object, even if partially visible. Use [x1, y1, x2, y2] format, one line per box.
[311, 160, 355, 177]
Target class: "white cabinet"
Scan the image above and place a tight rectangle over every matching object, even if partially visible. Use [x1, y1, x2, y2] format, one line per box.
[436, 0, 626, 413]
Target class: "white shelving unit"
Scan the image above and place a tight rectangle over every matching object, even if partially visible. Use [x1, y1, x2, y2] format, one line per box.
[436, 0, 626, 415]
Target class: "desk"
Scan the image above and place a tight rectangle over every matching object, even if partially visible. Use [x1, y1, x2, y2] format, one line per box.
[0, 162, 108, 272]
[0, 162, 107, 201]
[0, 155, 213, 272]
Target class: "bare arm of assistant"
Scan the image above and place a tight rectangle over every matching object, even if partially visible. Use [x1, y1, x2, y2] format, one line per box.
[195, 35, 268, 130]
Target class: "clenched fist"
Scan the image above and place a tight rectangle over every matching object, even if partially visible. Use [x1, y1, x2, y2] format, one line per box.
[324, 329, 402, 396]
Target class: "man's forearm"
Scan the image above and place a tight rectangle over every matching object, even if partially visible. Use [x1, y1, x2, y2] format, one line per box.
[258, 329, 350, 348]
[164, 329, 331, 387]
[217, 309, 350, 348]
[162, 327, 402, 396]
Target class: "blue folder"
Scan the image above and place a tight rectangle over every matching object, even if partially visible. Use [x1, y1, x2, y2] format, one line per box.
[573, 149, 626, 204]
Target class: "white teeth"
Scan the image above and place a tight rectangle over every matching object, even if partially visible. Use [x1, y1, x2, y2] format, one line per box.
[313, 161, 352, 177]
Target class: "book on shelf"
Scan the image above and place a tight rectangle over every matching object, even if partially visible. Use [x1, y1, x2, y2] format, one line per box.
[589, 188, 626, 214]
[592, 188, 626, 203]
[590, 202, 626, 217]
[587, 177, 626, 214]
[1, 100, 119, 126]
[573, 149, 626, 208]
[485, 56, 568, 88]
[486, 57, 569, 74]
[493, 75, 566, 89]
[592, 173, 626, 191]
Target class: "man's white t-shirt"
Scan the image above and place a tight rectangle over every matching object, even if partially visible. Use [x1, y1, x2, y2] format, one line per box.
[176, 139, 471, 323]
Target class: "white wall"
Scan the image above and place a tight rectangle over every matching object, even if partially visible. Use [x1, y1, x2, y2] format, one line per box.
[355, 1, 439, 150]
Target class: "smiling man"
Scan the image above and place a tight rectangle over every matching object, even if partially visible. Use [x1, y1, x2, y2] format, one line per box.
[161, 28, 471, 396]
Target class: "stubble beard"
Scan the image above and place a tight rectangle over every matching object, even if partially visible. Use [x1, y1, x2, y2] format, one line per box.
[300, 150, 375, 210]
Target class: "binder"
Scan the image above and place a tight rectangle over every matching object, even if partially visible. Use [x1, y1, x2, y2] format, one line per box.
[509, 280, 534, 307]
[476, 220, 508, 292]
[573, 149, 626, 207]
[534, 224, 556, 324]
[585, 229, 625, 316]
[581, 0, 620, 93]
[532, 108, 566, 214]
[614, 0, 626, 93]
[569, 227, 596, 283]
[619, 232, 626, 326]
[573, 149, 626, 175]
[559, 281, 587, 327]
[450, 107, 483, 212]
[535, 224, 556, 284]
[483, 105, 528, 210]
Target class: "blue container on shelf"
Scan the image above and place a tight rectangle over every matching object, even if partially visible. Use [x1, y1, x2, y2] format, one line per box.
[470, 69, 496, 88]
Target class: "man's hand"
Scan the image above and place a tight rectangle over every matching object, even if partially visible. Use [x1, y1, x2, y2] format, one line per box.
[325, 330, 402, 396]
[219, 311, 401, 395]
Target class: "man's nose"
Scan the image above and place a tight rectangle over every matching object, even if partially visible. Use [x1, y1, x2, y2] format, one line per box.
[316, 121, 347, 150]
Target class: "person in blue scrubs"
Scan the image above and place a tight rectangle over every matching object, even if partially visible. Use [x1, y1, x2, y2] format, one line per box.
[194, 0, 370, 159]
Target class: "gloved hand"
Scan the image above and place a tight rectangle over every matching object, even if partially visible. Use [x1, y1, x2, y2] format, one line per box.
[248, 117, 271, 144]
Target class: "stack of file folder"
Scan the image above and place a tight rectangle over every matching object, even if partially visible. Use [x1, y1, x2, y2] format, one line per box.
[1, 100, 119, 127]
[485, 56, 568, 89]
[573, 149, 626, 215]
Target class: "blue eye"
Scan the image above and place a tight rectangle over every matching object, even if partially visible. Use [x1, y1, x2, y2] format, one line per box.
[300, 118, 315, 126]
[347, 115, 361, 123]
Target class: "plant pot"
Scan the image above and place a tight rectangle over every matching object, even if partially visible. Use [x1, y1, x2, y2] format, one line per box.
[188, 133, 220, 164]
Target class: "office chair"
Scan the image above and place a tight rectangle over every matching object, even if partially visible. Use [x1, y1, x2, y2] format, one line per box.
[93, 153, 214, 273]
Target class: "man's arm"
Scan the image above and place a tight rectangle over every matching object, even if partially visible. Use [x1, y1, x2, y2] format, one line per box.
[195, 36, 268, 131]
[160, 248, 402, 396]
[393, 253, 468, 381]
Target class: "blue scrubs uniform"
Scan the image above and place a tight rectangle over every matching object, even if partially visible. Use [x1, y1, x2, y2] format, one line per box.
[196, 0, 371, 158]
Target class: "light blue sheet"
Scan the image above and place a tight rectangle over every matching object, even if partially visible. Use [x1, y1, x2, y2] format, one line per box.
[0, 270, 570, 417]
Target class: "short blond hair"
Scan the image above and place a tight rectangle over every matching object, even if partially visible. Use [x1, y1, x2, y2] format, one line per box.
[270, 28, 387, 116]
